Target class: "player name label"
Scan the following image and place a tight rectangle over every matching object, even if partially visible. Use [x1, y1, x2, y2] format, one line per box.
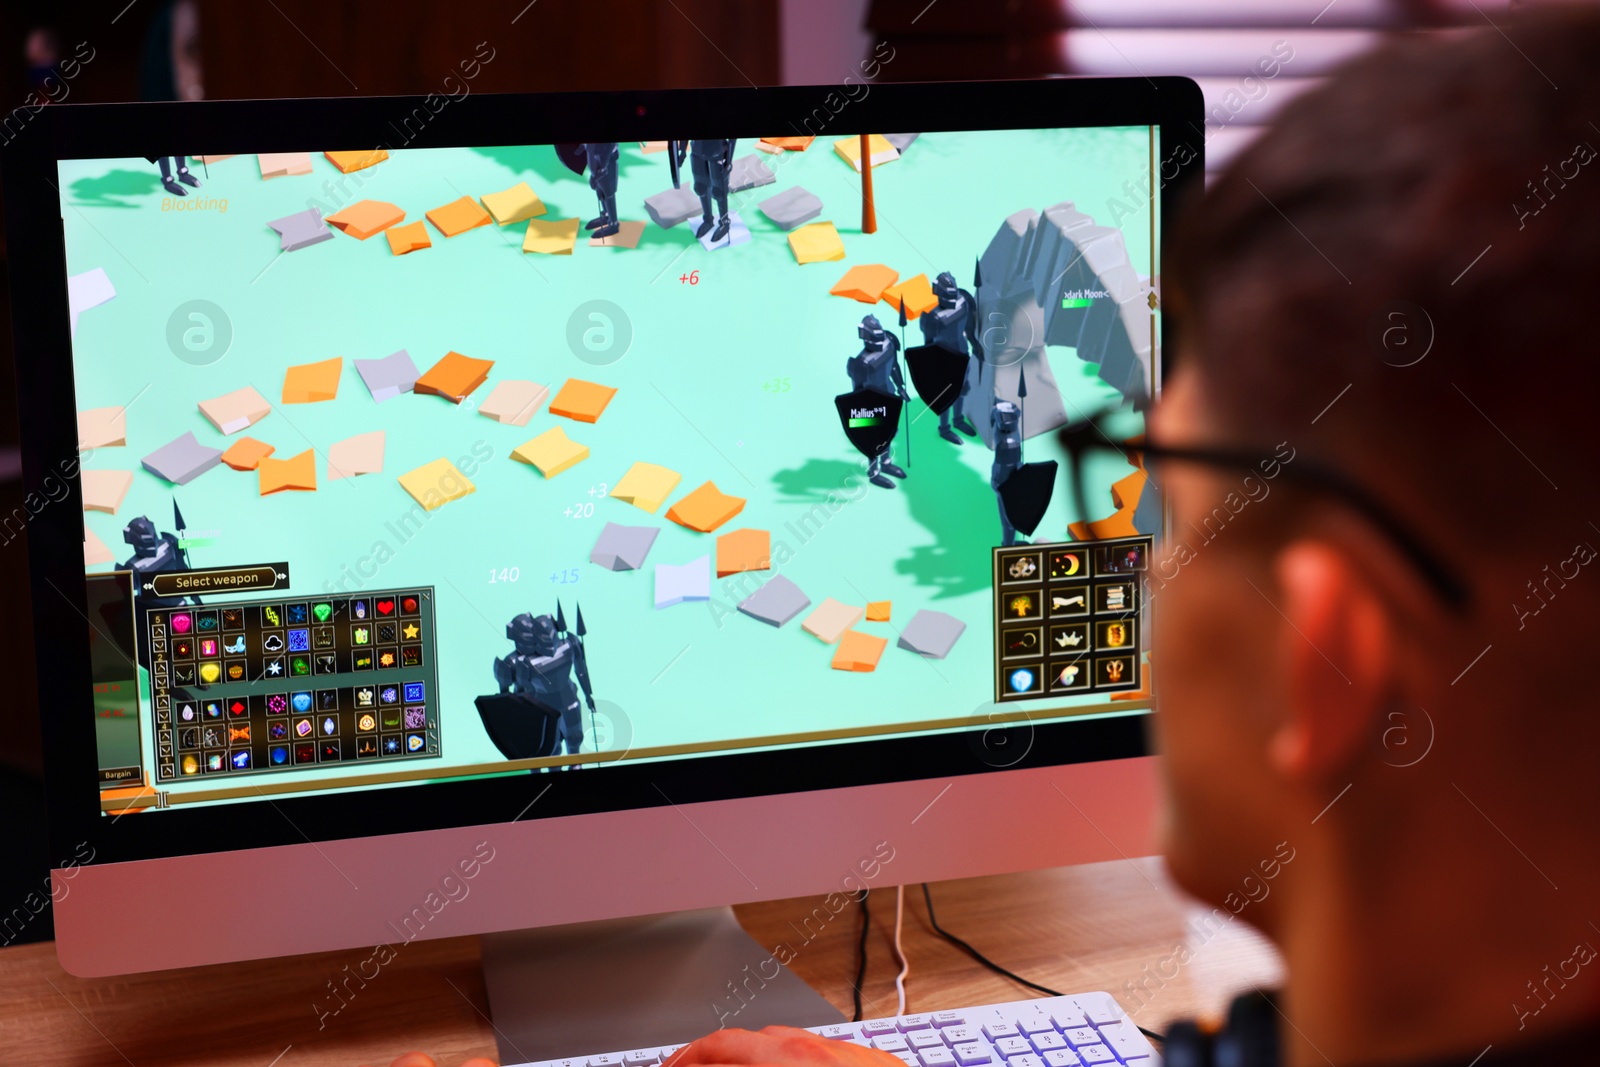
[149, 563, 290, 596]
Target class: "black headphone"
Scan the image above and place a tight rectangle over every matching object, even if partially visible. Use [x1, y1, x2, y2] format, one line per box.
[1162, 990, 1281, 1067]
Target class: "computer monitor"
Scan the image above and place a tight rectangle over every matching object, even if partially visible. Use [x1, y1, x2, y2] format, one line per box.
[7, 77, 1201, 1029]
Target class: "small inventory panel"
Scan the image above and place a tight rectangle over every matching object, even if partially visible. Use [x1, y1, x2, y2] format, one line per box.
[991, 536, 1151, 702]
[147, 588, 441, 782]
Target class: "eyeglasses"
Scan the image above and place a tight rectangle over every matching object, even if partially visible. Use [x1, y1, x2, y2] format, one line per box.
[1056, 406, 1471, 612]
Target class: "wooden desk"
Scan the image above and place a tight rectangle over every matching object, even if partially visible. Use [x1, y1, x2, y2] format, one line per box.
[0, 859, 1281, 1066]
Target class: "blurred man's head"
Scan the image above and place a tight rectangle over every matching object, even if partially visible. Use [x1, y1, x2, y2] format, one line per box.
[1151, 4, 1600, 1052]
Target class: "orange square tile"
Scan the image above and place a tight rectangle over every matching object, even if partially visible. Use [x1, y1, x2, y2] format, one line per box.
[549, 379, 618, 423]
[324, 149, 388, 173]
[427, 196, 492, 237]
[715, 528, 771, 577]
[666, 481, 747, 533]
[415, 351, 494, 404]
[881, 273, 939, 320]
[866, 600, 891, 622]
[258, 449, 317, 495]
[327, 200, 405, 240]
[387, 220, 432, 255]
[221, 437, 276, 471]
[832, 629, 888, 672]
[282, 357, 342, 404]
[831, 264, 899, 303]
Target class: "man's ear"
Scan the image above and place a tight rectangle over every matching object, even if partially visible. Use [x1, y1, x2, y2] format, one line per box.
[1268, 541, 1395, 781]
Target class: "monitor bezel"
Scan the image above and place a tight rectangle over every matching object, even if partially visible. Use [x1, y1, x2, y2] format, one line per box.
[7, 76, 1203, 870]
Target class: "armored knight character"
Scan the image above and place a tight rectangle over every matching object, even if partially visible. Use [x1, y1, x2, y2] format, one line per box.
[689, 138, 736, 242]
[849, 314, 908, 489]
[990, 400, 1024, 546]
[583, 142, 621, 238]
[493, 607, 595, 759]
[920, 270, 981, 444]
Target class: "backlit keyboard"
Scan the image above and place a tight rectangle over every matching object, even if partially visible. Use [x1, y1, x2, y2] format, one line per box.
[508, 993, 1160, 1067]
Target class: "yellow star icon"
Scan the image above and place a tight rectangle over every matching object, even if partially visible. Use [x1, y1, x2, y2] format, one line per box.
[402, 622, 419, 640]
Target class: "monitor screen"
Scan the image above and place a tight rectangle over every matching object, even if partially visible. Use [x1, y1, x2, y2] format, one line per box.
[56, 125, 1161, 817]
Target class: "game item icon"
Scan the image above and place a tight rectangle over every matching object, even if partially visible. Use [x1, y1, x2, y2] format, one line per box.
[1007, 556, 1038, 580]
[1002, 591, 1041, 621]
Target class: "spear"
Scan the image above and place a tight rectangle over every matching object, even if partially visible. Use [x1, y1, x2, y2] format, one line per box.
[171, 495, 202, 604]
[575, 602, 594, 765]
[1017, 363, 1028, 465]
[172, 496, 192, 570]
[553, 598, 576, 767]
[898, 295, 911, 468]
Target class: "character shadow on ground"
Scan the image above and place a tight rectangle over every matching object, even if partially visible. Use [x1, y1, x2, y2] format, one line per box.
[70, 169, 162, 209]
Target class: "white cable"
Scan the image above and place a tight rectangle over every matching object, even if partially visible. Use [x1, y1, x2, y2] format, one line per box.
[893, 883, 909, 1016]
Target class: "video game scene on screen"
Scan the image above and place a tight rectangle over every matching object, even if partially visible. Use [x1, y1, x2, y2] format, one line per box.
[60, 129, 1161, 812]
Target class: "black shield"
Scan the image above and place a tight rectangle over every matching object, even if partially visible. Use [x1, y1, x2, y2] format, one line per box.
[997, 460, 1059, 536]
[554, 143, 588, 176]
[475, 692, 562, 761]
[835, 389, 903, 460]
[905, 344, 970, 415]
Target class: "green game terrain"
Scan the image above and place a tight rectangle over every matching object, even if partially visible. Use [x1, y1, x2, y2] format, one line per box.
[62, 127, 1155, 800]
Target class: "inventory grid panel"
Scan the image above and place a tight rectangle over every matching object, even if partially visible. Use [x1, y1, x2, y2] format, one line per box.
[146, 588, 441, 781]
[991, 536, 1150, 702]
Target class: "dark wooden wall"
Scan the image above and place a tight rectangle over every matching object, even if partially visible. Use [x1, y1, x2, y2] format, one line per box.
[196, 0, 780, 98]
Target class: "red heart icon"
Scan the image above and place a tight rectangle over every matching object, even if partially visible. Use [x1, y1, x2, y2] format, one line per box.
[376, 599, 395, 616]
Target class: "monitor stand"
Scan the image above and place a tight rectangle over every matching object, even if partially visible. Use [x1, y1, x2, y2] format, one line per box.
[481, 906, 847, 1064]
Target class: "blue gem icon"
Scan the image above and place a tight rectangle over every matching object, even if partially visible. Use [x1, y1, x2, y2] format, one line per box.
[1008, 668, 1037, 695]
[403, 681, 425, 703]
[269, 746, 289, 765]
[291, 691, 312, 713]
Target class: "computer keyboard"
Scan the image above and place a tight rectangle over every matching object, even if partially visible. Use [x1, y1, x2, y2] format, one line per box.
[507, 993, 1160, 1067]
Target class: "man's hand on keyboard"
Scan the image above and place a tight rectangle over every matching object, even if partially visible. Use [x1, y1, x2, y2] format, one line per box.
[667, 1026, 904, 1067]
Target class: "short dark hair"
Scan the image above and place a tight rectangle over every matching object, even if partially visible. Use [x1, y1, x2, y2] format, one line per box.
[1168, 6, 1600, 545]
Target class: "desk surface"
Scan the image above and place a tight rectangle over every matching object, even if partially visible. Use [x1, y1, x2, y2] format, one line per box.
[0, 858, 1281, 1066]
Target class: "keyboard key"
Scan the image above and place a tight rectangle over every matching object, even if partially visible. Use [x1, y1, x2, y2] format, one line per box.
[873, 1035, 910, 1052]
[1063, 1029, 1099, 1049]
[1091, 1022, 1151, 1063]
[942, 1027, 980, 1046]
[819, 1026, 859, 1041]
[920, 1048, 957, 1067]
[894, 1053, 921, 1067]
[864, 1020, 900, 1036]
[994, 1038, 1032, 1057]
[1041, 1052, 1082, 1067]
[952, 1043, 992, 1066]
[1075, 1046, 1114, 1065]
[910, 1032, 946, 1049]
[622, 1051, 658, 1066]
[1077, 995, 1122, 1027]
[1028, 1032, 1068, 1052]
[1007, 1055, 1045, 1067]
[1050, 1010, 1088, 1032]
[1018, 1017, 1056, 1036]
[589, 1055, 622, 1067]
[983, 1023, 1020, 1041]
[931, 1013, 966, 1028]
[898, 1014, 934, 1031]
